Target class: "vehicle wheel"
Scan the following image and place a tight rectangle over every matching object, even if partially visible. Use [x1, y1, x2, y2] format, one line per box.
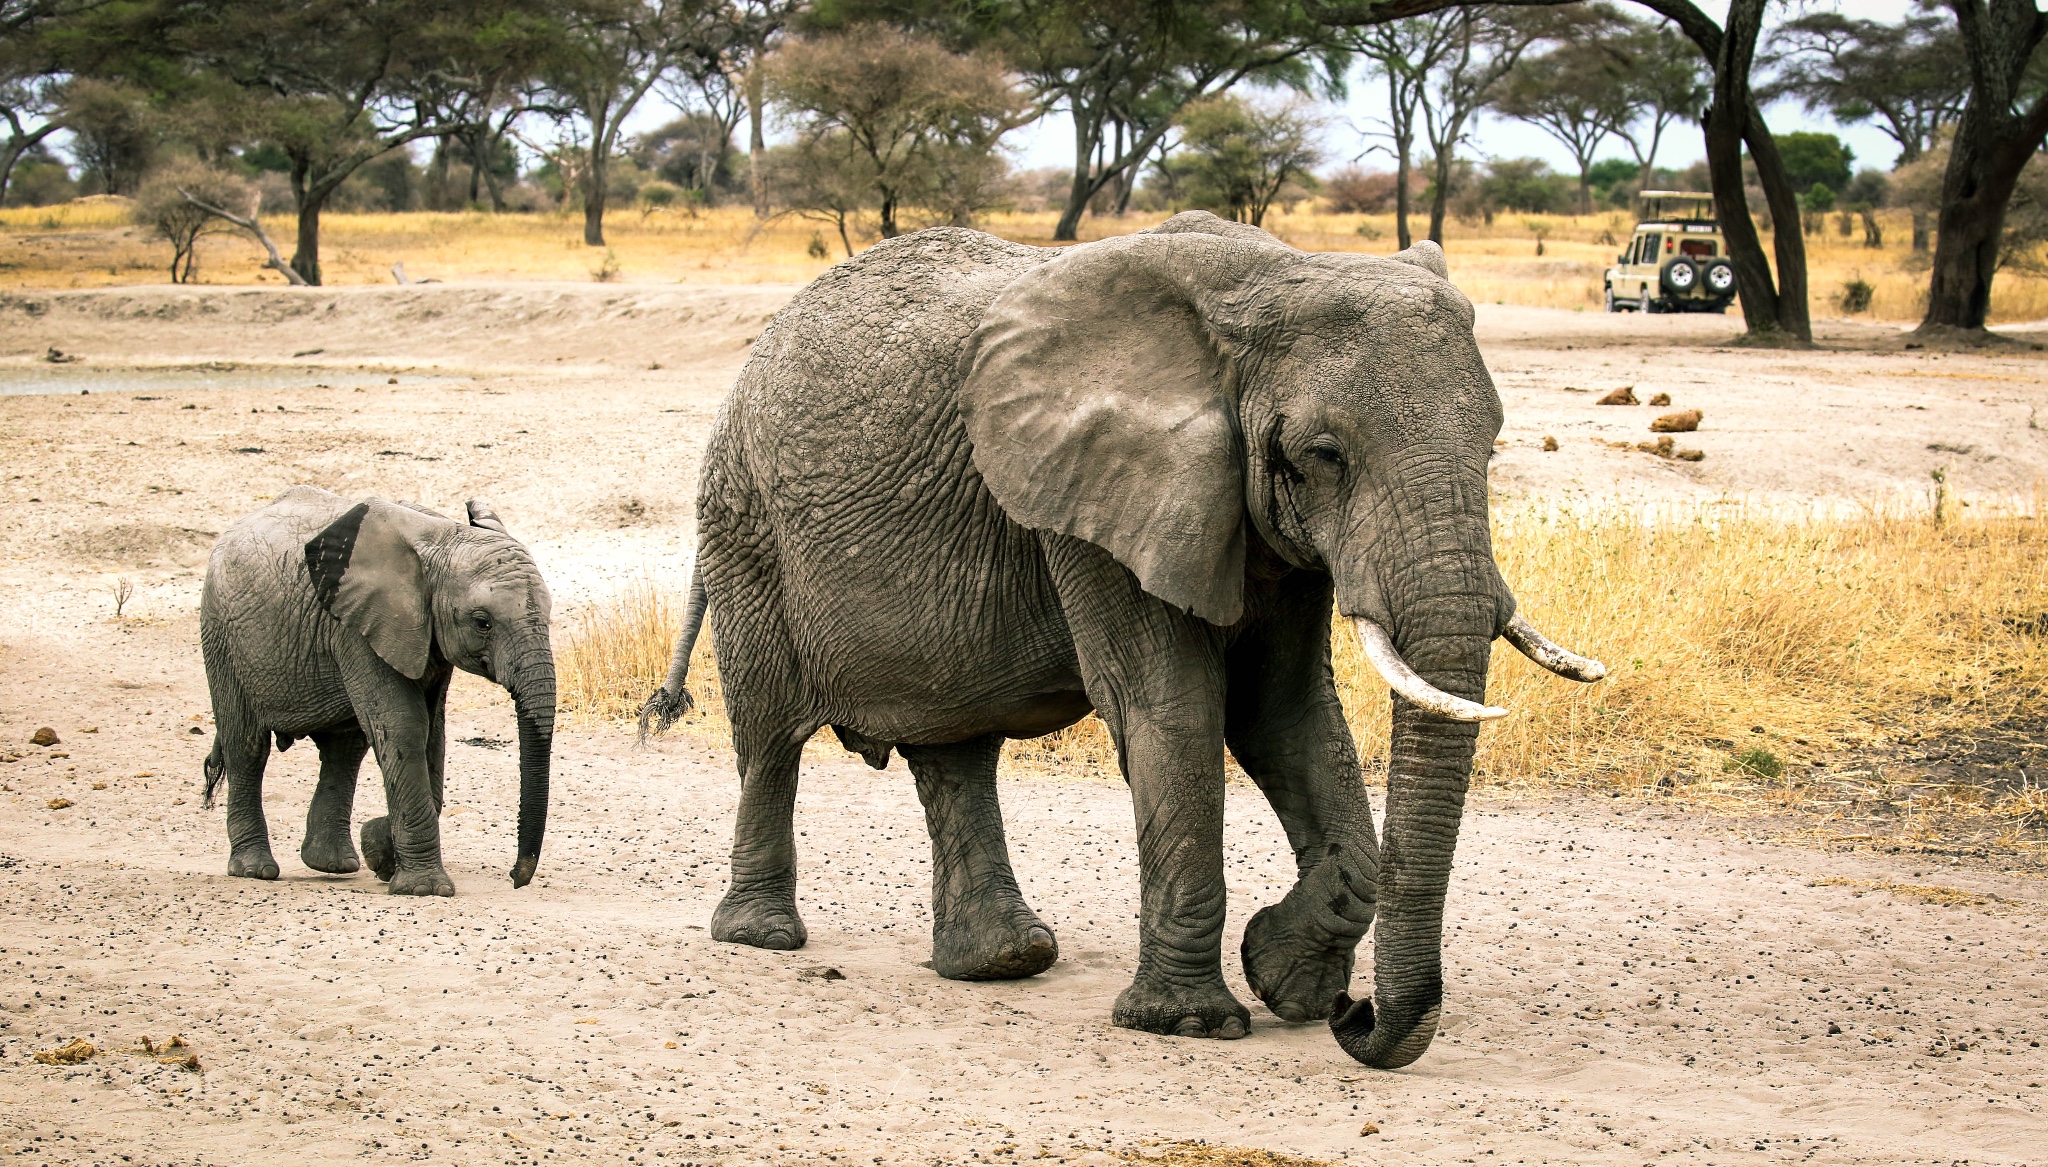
[1703, 260, 1736, 297]
[1639, 289, 1655, 314]
[1604, 286, 1617, 313]
[1661, 258, 1699, 296]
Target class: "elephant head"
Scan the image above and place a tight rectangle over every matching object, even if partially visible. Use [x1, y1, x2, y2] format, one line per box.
[305, 497, 556, 888]
[956, 213, 1603, 1068]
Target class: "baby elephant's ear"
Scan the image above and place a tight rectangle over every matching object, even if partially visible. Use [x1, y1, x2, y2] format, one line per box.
[305, 500, 437, 680]
[466, 498, 512, 538]
[1388, 239, 1448, 278]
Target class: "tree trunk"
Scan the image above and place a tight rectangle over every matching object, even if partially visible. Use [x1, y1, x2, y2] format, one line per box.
[1911, 211, 1930, 253]
[878, 189, 898, 239]
[1861, 209, 1882, 248]
[583, 150, 608, 246]
[1427, 151, 1452, 245]
[1394, 139, 1413, 251]
[291, 191, 325, 287]
[748, 61, 768, 219]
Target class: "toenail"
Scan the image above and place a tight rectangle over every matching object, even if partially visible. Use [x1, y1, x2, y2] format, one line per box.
[1173, 1016, 1205, 1037]
[1217, 1016, 1247, 1039]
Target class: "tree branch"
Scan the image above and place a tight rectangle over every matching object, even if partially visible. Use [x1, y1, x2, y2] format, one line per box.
[178, 189, 308, 286]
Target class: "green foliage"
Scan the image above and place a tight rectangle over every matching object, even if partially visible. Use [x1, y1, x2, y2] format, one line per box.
[1723, 747, 1783, 781]
[1839, 277, 1874, 314]
[1155, 94, 1319, 227]
[1775, 131, 1855, 195]
[1586, 158, 1639, 193]
[133, 160, 253, 283]
[1478, 157, 1569, 215]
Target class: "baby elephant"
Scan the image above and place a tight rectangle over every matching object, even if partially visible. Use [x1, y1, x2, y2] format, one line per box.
[199, 485, 555, 896]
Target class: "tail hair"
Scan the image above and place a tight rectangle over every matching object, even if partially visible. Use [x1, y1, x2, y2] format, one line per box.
[202, 741, 225, 809]
[636, 549, 708, 745]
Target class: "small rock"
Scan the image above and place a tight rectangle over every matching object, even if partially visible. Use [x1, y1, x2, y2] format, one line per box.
[32, 1038, 95, 1065]
[1650, 409, 1703, 433]
[30, 727, 59, 747]
[1648, 392, 1671, 406]
[188, 725, 205, 735]
[43, 347, 79, 364]
[798, 966, 845, 980]
[1360, 1123, 1381, 1136]
[1676, 447, 1704, 462]
[1828, 1022, 1842, 1035]
[92, 781, 106, 790]
[46, 798, 72, 810]
[1596, 386, 1639, 406]
[1541, 435, 1559, 452]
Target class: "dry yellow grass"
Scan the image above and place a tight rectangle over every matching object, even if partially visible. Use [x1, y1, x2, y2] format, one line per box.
[557, 504, 2048, 850]
[8, 199, 2046, 324]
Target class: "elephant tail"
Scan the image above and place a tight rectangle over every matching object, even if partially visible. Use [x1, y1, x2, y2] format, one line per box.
[202, 739, 225, 810]
[636, 549, 707, 743]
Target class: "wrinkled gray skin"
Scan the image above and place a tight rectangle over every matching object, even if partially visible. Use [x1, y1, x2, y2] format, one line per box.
[643, 212, 1570, 1068]
[199, 486, 555, 897]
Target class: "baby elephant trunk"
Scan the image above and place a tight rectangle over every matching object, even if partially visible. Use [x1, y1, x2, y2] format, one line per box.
[506, 639, 556, 889]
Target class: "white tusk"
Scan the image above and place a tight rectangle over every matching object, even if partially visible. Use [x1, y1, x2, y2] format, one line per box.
[1351, 618, 1509, 722]
[1502, 612, 1608, 682]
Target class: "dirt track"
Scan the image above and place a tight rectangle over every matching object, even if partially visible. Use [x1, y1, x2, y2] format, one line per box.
[1, 283, 2045, 1166]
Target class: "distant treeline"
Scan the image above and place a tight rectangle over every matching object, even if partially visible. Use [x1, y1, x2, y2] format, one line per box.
[1, 1, 2041, 340]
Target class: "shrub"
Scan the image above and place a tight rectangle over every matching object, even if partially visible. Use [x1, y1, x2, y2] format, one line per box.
[1840, 277, 1875, 314]
[1723, 747, 1783, 781]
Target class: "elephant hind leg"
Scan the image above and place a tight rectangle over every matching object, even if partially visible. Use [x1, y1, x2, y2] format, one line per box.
[711, 731, 809, 951]
[216, 715, 279, 881]
[302, 727, 369, 874]
[902, 734, 1057, 981]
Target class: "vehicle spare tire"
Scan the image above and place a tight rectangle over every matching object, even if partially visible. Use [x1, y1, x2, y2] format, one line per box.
[1702, 259, 1736, 295]
[1661, 258, 1698, 295]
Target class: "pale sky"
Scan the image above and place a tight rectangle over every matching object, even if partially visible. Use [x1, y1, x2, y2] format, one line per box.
[986, 0, 1925, 181]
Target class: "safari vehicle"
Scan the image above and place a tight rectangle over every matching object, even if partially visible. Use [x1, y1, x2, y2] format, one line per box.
[1604, 191, 1737, 313]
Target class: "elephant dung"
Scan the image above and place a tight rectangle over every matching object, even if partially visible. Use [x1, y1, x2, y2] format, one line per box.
[29, 726, 59, 746]
[1541, 435, 1559, 452]
[1651, 409, 1703, 433]
[1648, 392, 1672, 406]
[32, 1038, 95, 1065]
[1596, 386, 1639, 406]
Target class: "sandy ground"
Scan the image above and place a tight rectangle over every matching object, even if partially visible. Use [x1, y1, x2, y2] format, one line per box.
[1, 282, 2046, 1166]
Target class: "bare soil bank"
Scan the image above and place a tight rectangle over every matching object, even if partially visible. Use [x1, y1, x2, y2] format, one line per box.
[0, 284, 2044, 1165]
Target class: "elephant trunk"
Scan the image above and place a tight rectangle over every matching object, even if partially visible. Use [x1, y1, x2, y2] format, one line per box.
[1331, 524, 1497, 1069]
[506, 637, 556, 889]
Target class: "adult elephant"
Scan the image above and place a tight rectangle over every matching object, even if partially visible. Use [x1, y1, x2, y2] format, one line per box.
[641, 212, 1603, 1069]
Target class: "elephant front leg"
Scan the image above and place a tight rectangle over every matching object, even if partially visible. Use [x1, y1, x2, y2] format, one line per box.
[347, 663, 455, 897]
[711, 734, 807, 950]
[302, 727, 369, 874]
[902, 734, 1057, 980]
[1226, 574, 1380, 1024]
[1043, 534, 1247, 1039]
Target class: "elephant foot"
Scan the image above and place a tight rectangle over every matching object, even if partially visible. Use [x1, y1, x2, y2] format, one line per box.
[388, 865, 456, 897]
[1241, 903, 1358, 1023]
[932, 904, 1058, 981]
[1112, 971, 1250, 1040]
[300, 829, 361, 875]
[711, 887, 807, 950]
[227, 844, 280, 881]
[360, 817, 396, 882]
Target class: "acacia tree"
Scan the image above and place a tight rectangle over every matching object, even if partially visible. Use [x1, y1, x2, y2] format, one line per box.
[91, 0, 530, 285]
[1161, 93, 1320, 226]
[1413, 8, 1544, 243]
[1313, 0, 1814, 345]
[1341, 14, 1464, 248]
[1765, 10, 1967, 253]
[1909, 0, 2048, 338]
[538, 0, 707, 246]
[1606, 15, 1705, 188]
[1497, 9, 1633, 214]
[766, 25, 1025, 239]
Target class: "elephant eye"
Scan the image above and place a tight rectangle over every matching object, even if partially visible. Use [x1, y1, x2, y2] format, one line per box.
[472, 614, 493, 634]
[1305, 438, 1346, 469]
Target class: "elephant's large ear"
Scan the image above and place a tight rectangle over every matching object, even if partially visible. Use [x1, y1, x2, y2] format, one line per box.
[305, 500, 438, 680]
[959, 233, 1282, 625]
